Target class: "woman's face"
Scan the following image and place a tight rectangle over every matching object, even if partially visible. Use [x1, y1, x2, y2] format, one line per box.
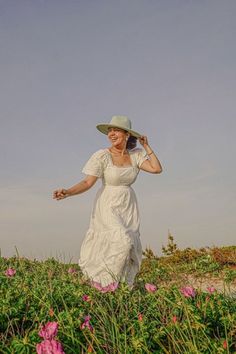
[107, 127, 129, 147]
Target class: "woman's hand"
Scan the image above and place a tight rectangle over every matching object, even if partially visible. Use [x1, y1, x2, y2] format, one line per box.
[53, 189, 68, 200]
[53, 176, 98, 200]
[138, 135, 149, 148]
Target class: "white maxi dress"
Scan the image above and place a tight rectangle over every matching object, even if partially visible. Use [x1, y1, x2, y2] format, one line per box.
[78, 148, 148, 288]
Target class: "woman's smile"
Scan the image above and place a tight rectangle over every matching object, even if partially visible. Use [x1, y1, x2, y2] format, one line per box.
[108, 128, 127, 147]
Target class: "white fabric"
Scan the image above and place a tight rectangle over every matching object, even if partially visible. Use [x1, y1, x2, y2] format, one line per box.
[79, 148, 148, 287]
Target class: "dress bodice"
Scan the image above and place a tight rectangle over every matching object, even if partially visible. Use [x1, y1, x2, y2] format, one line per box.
[82, 148, 148, 187]
[103, 151, 139, 186]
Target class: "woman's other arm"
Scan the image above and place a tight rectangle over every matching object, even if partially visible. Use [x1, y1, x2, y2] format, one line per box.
[138, 136, 163, 174]
[53, 175, 98, 200]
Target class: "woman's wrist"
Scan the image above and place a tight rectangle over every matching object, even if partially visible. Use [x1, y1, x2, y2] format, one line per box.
[144, 145, 154, 155]
[64, 189, 70, 197]
[147, 151, 154, 156]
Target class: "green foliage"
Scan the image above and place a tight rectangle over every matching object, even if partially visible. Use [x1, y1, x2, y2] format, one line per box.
[142, 247, 157, 259]
[162, 231, 178, 256]
[1, 243, 236, 353]
[211, 247, 236, 266]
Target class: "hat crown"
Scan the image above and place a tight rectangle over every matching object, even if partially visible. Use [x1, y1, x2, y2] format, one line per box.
[109, 115, 131, 130]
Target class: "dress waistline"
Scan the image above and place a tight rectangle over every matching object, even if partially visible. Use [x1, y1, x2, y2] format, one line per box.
[103, 184, 131, 188]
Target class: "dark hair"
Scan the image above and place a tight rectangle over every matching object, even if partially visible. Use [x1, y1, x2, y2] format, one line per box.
[126, 135, 137, 150]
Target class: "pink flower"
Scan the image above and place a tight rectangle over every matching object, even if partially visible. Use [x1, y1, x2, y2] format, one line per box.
[107, 282, 119, 292]
[91, 281, 118, 293]
[87, 345, 93, 353]
[145, 283, 157, 293]
[39, 322, 58, 340]
[172, 315, 177, 323]
[82, 294, 91, 302]
[49, 308, 54, 317]
[100, 286, 110, 293]
[180, 286, 196, 298]
[207, 286, 216, 294]
[36, 339, 65, 354]
[81, 315, 93, 332]
[5, 268, 16, 277]
[223, 340, 227, 349]
[138, 313, 143, 321]
[68, 267, 77, 274]
[91, 281, 103, 291]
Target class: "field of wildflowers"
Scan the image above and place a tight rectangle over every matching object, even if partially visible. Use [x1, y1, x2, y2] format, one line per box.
[1, 239, 236, 353]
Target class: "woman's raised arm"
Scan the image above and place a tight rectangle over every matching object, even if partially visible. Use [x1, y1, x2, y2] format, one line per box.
[138, 136, 163, 174]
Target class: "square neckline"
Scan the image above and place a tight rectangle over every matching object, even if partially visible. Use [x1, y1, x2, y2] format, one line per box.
[105, 148, 134, 168]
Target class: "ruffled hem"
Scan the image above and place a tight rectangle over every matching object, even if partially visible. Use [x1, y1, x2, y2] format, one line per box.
[78, 227, 142, 287]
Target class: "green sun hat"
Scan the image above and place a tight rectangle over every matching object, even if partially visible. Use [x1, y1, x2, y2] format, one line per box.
[96, 115, 141, 138]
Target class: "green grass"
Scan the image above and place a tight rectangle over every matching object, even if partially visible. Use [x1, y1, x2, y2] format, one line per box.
[0, 244, 236, 353]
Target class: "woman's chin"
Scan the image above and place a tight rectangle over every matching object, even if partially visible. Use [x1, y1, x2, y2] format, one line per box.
[110, 141, 123, 148]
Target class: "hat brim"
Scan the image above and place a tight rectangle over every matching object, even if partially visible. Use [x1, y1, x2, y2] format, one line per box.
[96, 124, 141, 138]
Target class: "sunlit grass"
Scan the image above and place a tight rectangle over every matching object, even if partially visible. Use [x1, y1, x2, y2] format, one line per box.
[1, 242, 236, 353]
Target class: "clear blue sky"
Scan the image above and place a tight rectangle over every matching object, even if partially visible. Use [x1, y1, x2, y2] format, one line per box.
[1, 0, 236, 261]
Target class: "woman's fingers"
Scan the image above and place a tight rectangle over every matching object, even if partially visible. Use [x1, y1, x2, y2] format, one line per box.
[139, 135, 148, 145]
[53, 189, 66, 200]
[53, 191, 58, 199]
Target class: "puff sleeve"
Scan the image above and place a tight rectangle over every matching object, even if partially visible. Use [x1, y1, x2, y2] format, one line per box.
[82, 150, 106, 177]
[133, 148, 149, 169]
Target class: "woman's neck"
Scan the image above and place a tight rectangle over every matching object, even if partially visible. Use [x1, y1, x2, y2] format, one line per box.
[109, 145, 127, 156]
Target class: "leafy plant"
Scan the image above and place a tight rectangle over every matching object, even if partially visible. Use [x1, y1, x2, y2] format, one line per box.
[1, 241, 236, 353]
[162, 231, 178, 256]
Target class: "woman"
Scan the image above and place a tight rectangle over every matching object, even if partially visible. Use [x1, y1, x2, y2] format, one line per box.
[53, 115, 162, 291]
